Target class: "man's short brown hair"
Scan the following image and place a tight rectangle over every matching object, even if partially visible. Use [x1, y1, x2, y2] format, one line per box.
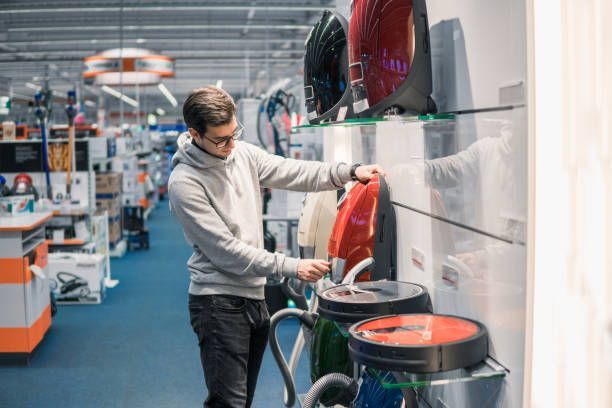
[183, 86, 236, 135]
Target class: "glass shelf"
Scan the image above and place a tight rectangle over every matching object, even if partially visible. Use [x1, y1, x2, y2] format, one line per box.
[367, 357, 508, 390]
[292, 113, 456, 131]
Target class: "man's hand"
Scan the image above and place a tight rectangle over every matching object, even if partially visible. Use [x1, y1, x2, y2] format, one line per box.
[296, 259, 330, 282]
[355, 164, 386, 183]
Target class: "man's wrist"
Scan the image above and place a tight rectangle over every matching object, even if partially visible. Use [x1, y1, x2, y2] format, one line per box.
[350, 163, 362, 181]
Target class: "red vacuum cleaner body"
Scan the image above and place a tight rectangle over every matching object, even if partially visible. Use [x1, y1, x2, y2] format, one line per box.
[348, 0, 436, 116]
[328, 175, 395, 283]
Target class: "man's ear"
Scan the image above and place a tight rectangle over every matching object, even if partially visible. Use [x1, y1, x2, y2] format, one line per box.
[188, 128, 199, 140]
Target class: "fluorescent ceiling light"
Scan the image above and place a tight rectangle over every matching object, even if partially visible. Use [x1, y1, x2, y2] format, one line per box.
[84, 100, 96, 107]
[25, 82, 41, 90]
[101, 85, 139, 107]
[215, 80, 223, 88]
[158, 83, 177, 107]
[155, 108, 166, 116]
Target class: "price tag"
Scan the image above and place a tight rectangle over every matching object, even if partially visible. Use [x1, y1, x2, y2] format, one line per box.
[336, 106, 348, 122]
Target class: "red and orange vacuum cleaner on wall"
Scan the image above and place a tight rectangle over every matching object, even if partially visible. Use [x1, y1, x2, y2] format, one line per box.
[328, 175, 396, 283]
[348, 0, 437, 117]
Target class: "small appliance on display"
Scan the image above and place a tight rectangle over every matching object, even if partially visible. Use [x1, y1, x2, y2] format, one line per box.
[1, 173, 37, 216]
[270, 190, 339, 407]
[269, 280, 431, 407]
[64, 90, 78, 200]
[349, 314, 488, 373]
[302, 314, 489, 408]
[10, 173, 39, 200]
[47, 253, 106, 304]
[297, 190, 339, 259]
[34, 89, 53, 199]
[303, 10, 354, 123]
[328, 175, 396, 283]
[348, 0, 437, 117]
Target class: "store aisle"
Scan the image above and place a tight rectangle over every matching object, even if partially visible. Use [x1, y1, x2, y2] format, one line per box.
[0, 204, 311, 408]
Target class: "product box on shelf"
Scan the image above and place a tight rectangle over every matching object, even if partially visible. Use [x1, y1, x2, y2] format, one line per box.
[0, 194, 35, 216]
[47, 252, 106, 304]
[95, 172, 122, 196]
[95, 196, 121, 219]
[89, 136, 112, 160]
[108, 215, 122, 244]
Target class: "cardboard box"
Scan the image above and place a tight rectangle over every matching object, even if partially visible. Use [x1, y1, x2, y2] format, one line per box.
[95, 197, 121, 218]
[108, 217, 122, 244]
[47, 253, 106, 304]
[95, 172, 122, 195]
[0, 194, 34, 216]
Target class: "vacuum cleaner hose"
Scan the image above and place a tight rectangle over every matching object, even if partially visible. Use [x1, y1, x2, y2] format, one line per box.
[281, 277, 309, 311]
[269, 308, 317, 407]
[302, 373, 358, 408]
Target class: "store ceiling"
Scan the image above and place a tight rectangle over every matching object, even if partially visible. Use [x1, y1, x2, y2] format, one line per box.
[0, 0, 336, 121]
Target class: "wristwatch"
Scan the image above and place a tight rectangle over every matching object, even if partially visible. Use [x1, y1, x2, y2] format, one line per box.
[350, 163, 362, 181]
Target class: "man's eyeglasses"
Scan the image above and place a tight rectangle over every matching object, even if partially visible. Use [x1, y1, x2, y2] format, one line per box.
[202, 123, 244, 148]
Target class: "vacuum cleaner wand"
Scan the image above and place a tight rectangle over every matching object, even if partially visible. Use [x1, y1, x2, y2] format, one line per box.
[35, 90, 52, 200]
[65, 90, 78, 198]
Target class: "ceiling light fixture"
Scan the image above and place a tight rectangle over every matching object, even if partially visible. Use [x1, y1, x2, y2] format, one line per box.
[25, 82, 41, 90]
[155, 108, 166, 116]
[158, 83, 177, 107]
[101, 85, 139, 107]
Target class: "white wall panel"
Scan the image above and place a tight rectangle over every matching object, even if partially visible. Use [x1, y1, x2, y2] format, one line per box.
[428, 0, 527, 112]
[376, 108, 527, 244]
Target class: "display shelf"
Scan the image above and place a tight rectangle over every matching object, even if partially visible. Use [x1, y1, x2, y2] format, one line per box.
[22, 231, 45, 255]
[367, 357, 508, 390]
[51, 209, 89, 216]
[0, 213, 53, 232]
[291, 113, 456, 131]
[46, 238, 87, 246]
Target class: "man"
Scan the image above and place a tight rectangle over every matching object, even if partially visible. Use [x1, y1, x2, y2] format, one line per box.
[168, 86, 384, 408]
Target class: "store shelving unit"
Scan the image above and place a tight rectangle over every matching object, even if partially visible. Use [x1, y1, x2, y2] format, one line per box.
[0, 212, 52, 364]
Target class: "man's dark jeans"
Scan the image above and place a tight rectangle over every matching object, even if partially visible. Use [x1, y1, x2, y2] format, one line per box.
[189, 294, 270, 408]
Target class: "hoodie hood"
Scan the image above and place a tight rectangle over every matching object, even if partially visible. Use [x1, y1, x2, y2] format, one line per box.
[172, 131, 234, 170]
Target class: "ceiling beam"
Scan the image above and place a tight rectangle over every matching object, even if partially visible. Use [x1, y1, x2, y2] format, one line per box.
[0, 5, 330, 14]
[8, 24, 312, 32]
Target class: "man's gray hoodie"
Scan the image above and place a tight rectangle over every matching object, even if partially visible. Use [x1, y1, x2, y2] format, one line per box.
[168, 137, 352, 299]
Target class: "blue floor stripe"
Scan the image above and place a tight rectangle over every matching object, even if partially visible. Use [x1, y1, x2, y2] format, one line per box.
[0, 204, 312, 408]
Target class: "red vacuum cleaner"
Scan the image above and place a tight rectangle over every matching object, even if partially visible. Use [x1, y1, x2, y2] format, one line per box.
[348, 0, 437, 117]
[328, 174, 396, 283]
